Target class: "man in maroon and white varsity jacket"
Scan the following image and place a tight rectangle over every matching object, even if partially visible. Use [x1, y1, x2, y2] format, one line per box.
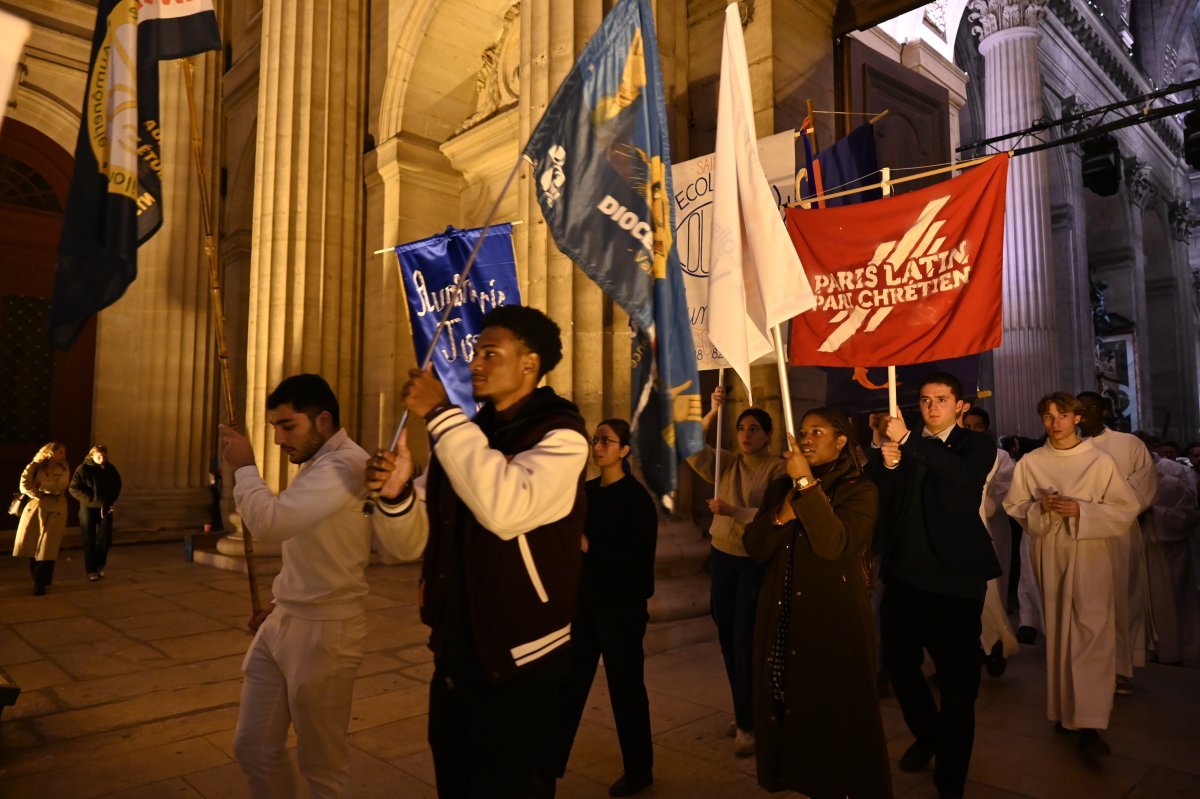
[368, 305, 589, 799]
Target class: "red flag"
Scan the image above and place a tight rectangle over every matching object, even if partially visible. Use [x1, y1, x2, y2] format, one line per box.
[786, 154, 1009, 368]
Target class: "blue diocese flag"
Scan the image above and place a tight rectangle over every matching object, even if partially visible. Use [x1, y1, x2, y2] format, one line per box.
[522, 0, 701, 507]
[394, 225, 521, 418]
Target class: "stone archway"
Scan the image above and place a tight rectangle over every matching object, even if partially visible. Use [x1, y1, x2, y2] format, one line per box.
[0, 120, 96, 531]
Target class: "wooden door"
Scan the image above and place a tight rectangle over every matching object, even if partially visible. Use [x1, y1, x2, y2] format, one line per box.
[842, 38, 951, 194]
[0, 120, 96, 529]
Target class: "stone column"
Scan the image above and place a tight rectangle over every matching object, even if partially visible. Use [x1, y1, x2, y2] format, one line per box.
[90, 57, 221, 532]
[1122, 157, 1155, 426]
[243, 0, 365, 491]
[971, 0, 1056, 433]
[1167, 201, 1200, 440]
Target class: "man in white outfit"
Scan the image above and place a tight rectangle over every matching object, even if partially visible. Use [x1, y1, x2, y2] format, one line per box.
[220, 373, 420, 798]
[1076, 391, 1157, 694]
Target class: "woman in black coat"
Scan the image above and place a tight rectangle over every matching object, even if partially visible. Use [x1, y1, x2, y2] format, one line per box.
[743, 408, 892, 799]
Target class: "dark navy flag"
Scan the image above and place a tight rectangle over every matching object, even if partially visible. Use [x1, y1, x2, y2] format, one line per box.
[523, 0, 702, 508]
[394, 225, 521, 418]
[799, 121, 881, 207]
[50, 0, 221, 349]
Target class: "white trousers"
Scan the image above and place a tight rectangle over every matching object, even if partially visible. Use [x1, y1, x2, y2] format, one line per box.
[233, 611, 367, 798]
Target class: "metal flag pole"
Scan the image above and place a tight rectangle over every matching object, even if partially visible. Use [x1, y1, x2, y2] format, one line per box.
[181, 59, 262, 614]
[362, 151, 525, 515]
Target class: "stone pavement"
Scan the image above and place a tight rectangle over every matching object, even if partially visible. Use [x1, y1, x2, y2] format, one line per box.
[0, 542, 1198, 798]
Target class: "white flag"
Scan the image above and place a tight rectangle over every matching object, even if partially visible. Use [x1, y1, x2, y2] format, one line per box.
[708, 3, 815, 403]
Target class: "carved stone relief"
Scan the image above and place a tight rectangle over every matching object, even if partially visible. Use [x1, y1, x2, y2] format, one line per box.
[1122, 156, 1154, 208]
[455, 1, 521, 135]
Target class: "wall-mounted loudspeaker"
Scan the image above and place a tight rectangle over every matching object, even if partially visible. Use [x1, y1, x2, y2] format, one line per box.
[1081, 135, 1122, 196]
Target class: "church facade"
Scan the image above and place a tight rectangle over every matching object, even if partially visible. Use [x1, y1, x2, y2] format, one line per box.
[2, 0, 1198, 545]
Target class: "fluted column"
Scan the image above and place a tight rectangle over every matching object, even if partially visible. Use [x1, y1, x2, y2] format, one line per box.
[244, 0, 364, 491]
[971, 0, 1055, 433]
[91, 57, 221, 532]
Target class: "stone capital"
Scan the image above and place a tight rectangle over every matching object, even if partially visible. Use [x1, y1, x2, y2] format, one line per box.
[969, 0, 1049, 40]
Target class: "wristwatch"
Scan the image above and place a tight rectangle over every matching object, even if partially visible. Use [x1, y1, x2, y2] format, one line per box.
[793, 475, 817, 492]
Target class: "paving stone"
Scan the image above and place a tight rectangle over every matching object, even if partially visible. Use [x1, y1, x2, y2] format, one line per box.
[150, 628, 256, 663]
[107, 609, 230, 641]
[2, 659, 72, 691]
[48, 638, 178, 680]
[0, 628, 39, 666]
[33, 679, 243, 741]
[10, 616, 122, 651]
[0, 542, 1196, 798]
[0, 737, 231, 799]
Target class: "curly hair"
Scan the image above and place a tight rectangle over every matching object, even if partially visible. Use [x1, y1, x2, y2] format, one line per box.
[34, 442, 65, 462]
[800, 407, 862, 472]
[481, 305, 563, 376]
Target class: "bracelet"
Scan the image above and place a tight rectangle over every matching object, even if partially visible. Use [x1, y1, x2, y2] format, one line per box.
[423, 403, 452, 423]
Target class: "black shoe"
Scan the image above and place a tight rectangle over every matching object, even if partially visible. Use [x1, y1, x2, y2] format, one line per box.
[985, 641, 1007, 678]
[529, 773, 556, 799]
[32, 585, 46, 596]
[1016, 626, 1037, 644]
[898, 739, 935, 772]
[1077, 728, 1110, 757]
[608, 772, 653, 797]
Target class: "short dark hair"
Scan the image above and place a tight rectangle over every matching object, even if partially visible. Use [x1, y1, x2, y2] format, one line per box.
[481, 305, 563, 376]
[964, 407, 990, 430]
[736, 407, 773, 435]
[919, 371, 964, 401]
[1076, 390, 1110, 413]
[267, 374, 340, 429]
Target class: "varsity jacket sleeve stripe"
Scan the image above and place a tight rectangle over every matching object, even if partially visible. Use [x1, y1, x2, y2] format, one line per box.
[372, 472, 429, 562]
[431, 413, 589, 540]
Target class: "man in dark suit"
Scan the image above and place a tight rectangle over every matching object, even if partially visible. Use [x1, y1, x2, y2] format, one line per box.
[866, 372, 1001, 799]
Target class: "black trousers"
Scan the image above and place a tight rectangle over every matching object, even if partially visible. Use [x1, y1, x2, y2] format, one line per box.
[429, 649, 568, 799]
[880, 578, 983, 795]
[28, 558, 55, 591]
[79, 507, 113, 574]
[537, 597, 654, 780]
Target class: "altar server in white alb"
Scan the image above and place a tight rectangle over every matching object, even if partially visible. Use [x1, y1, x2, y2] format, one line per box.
[1003, 392, 1140, 758]
[961, 407, 1018, 675]
[1076, 391, 1157, 694]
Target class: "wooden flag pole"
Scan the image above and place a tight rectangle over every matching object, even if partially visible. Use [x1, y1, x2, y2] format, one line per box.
[788, 154, 995, 209]
[180, 59, 261, 614]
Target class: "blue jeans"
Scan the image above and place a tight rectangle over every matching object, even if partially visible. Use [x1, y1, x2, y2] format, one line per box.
[710, 546, 764, 731]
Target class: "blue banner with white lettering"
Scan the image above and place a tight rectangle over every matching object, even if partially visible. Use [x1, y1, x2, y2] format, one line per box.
[395, 224, 520, 418]
[522, 0, 703, 508]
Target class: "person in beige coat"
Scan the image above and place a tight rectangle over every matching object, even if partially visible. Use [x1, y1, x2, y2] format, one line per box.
[12, 442, 71, 595]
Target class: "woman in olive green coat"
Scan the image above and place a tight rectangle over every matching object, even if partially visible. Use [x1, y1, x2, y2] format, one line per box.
[743, 409, 891, 799]
[13, 442, 71, 595]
